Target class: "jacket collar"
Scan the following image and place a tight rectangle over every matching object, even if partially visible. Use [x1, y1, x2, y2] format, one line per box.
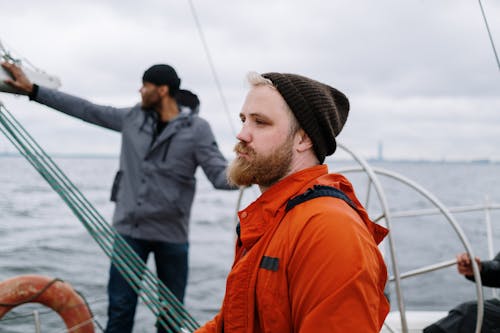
[237, 165, 327, 249]
[247, 165, 327, 216]
[148, 109, 192, 153]
[237, 164, 388, 249]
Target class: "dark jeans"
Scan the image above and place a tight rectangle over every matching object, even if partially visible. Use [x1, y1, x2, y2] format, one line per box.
[104, 235, 189, 333]
[424, 298, 500, 333]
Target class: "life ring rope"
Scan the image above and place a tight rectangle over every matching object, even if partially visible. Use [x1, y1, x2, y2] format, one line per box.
[0, 274, 95, 333]
[0, 277, 62, 307]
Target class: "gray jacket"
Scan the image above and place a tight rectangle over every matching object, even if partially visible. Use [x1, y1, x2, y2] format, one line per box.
[34, 86, 234, 243]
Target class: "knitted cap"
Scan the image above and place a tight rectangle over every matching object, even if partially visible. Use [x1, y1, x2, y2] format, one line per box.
[262, 72, 349, 163]
[142, 64, 181, 95]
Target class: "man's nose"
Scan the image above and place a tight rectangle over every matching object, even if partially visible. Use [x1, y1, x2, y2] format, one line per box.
[236, 124, 251, 143]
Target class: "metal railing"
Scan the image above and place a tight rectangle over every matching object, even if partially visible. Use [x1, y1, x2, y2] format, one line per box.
[334, 150, 491, 333]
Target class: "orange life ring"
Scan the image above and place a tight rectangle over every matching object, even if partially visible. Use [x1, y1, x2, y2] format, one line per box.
[0, 274, 95, 332]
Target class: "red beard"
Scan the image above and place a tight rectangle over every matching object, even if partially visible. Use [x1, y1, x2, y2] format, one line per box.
[227, 139, 293, 188]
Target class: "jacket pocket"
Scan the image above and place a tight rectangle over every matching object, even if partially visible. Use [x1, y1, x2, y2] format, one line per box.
[110, 170, 123, 202]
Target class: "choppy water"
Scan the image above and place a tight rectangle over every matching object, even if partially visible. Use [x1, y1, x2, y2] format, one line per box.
[0, 155, 499, 332]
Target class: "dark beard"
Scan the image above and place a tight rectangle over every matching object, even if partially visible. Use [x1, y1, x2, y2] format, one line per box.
[227, 139, 293, 188]
[141, 99, 160, 110]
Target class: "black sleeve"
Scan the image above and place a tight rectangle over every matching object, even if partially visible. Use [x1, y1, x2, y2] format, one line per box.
[465, 252, 500, 288]
[28, 84, 39, 100]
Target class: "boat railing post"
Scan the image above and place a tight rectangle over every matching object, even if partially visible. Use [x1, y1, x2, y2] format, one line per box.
[484, 195, 498, 298]
[33, 310, 41, 333]
[364, 176, 372, 209]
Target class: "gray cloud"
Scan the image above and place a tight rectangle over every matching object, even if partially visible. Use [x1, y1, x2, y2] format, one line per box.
[0, 0, 499, 161]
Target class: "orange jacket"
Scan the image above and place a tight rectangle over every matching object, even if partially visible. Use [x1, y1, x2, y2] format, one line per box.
[196, 165, 389, 333]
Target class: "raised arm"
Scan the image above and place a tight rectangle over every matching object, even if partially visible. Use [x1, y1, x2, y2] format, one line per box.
[2, 61, 128, 131]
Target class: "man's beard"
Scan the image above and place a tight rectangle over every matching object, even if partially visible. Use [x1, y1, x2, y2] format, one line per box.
[141, 91, 161, 110]
[141, 98, 160, 110]
[227, 138, 293, 188]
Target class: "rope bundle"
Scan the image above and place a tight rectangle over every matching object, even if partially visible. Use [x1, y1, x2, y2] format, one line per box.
[0, 102, 199, 333]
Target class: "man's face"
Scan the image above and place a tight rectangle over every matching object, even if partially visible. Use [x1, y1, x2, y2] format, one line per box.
[227, 85, 296, 188]
[139, 82, 162, 109]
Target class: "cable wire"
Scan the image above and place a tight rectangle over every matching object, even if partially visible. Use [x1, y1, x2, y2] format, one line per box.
[478, 0, 500, 71]
[0, 102, 199, 332]
[187, 0, 237, 136]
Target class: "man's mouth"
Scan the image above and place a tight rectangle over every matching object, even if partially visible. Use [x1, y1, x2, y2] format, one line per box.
[236, 151, 249, 159]
[234, 143, 253, 159]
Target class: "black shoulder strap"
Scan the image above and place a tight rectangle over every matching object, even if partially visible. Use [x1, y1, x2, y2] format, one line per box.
[235, 185, 357, 246]
[285, 184, 357, 212]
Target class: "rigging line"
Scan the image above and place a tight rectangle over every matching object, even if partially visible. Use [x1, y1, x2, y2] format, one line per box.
[0, 105, 199, 331]
[187, 0, 237, 136]
[478, 0, 500, 72]
[0, 39, 31, 69]
[0, 144, 192, 332]
[0, 149, 193, 331]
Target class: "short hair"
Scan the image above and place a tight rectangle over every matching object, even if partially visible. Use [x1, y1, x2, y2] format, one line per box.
[246, 71, 300, 135]
[246, 71, 274, 87]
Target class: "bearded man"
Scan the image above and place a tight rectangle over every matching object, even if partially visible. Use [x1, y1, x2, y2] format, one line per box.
[196, 72, 390, 333]
[2, 61, 236, 333]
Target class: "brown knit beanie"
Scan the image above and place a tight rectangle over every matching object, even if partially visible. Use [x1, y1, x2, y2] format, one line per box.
[262, 72, 349, 163]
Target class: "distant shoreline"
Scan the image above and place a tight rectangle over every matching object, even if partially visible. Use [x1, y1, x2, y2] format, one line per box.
[0, 152, 497, 164]
[365, 158, 498, 165]
[0, 152, 118, 159]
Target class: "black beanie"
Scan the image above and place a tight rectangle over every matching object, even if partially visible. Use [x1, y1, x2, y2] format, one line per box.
[142, 64, 181, 95]
[262, 72, 349, 163]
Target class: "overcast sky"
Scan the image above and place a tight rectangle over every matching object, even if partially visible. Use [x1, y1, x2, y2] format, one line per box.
[0, 0, 499, 161]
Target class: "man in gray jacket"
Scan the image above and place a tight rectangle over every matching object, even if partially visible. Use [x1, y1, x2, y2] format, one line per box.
[2, 61, 236, 333]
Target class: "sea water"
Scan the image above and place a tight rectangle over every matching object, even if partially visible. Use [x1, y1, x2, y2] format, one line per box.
[0, 156, 499, 332]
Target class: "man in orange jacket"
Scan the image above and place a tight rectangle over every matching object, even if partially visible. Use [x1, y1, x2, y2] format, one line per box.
[196, 72, 389, 332]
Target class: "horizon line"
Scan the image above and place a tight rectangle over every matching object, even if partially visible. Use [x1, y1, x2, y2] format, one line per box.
[0, 151, 497, 164]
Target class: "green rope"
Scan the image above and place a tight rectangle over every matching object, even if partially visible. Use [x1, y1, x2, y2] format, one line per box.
[0, 102, 200, 332]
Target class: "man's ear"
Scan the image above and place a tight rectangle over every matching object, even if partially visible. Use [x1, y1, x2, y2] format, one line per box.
[158, 85, 169, 97]
[296, 130, 314, 152]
